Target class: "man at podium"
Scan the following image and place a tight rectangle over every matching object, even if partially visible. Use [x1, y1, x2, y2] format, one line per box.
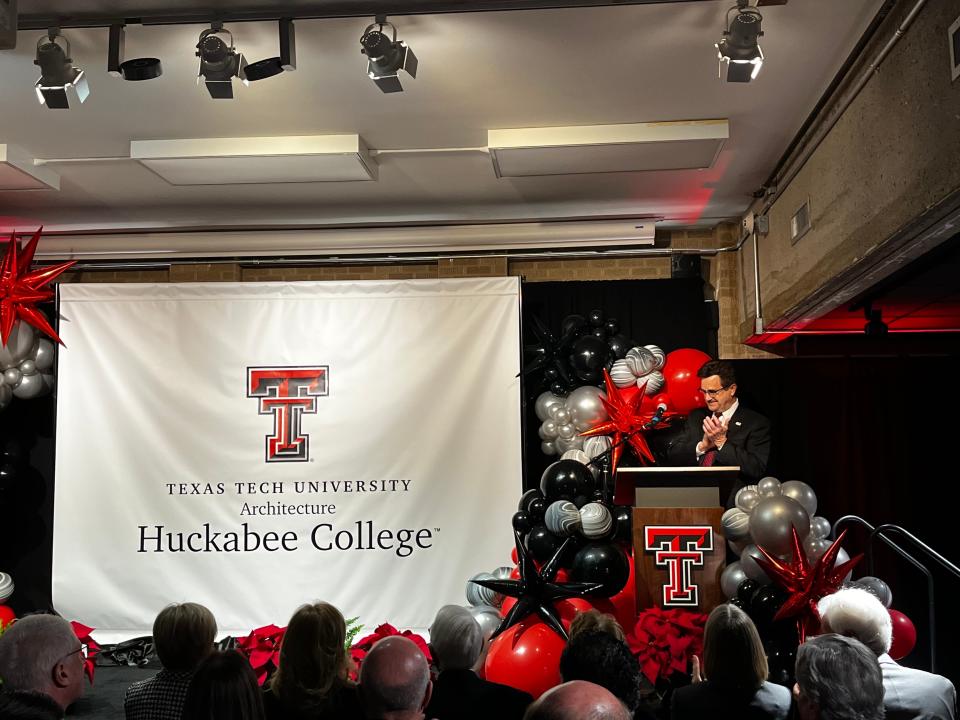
[667, 360, 770, 504]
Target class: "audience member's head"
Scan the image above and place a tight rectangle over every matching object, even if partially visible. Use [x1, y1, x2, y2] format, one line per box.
[523, 680, 631, 720]
[429, 605, 482, 672]
[794, 634, 884, 720]
[567, 610, 626, 643]
[701, 603, 767, 692]
[559, 631, 641, 712]
[0, 614, 86, 711]
[360, 636, 432, 720]
[816, 587, 892, 656]
[153, 602, 217, 673]
[270, 601, 351, 707]
[0, 691, 64, 720]
[180, 650, 265, 720]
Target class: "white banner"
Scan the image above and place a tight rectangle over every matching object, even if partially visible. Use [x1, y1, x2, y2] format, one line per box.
[53, 277, 521, 640]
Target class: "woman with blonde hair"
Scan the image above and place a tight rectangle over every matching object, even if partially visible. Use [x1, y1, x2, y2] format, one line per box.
[263, 602, 362, 720]
[671, 603, 791, 720]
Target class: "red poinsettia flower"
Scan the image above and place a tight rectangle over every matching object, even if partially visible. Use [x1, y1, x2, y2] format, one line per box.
[350, 623, 432, 679]
[236, 624, 287, 685]
[70, 621, 100, 685]
[626, 607, 706, 685]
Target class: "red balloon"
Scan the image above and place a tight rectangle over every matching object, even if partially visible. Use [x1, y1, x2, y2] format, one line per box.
[888, 609, 917, 660]
[0, 605, 15, 630]
[511, 547, 519, 565]
[662, 348, 711, 415]
[484, 598, 594, 699]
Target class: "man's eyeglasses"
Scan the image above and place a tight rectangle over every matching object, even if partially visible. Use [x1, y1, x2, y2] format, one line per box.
[58, 646, 84, 665]
[699, 384, 731, 397]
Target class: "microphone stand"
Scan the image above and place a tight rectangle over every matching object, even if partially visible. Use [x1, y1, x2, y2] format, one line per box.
[584, 412, 668, 505]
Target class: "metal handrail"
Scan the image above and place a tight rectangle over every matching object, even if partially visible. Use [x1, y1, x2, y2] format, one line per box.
[832, 515, 951, 672]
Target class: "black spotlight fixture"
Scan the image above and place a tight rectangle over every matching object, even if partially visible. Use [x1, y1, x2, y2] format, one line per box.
[108, 25, 162, 81]
[716, 0, 764, 83]
[196, 22, 246, 99]
[863, 303, 889, 336]
[244, 18, 297, 82]
[360, 15, 417, 93]
[34, 28, 90, 109]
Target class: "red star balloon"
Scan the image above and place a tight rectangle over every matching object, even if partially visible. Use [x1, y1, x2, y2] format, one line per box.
[0, 228, 76, 346]
[753, 528, 862, 643]
[579, 369, 676, 474]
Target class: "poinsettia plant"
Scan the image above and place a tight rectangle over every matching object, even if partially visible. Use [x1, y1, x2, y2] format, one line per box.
[626, 607, 707, 685]
[236, 624, 286, 686]
[349, 623, 431, 679]
[70, 621, 100, 685]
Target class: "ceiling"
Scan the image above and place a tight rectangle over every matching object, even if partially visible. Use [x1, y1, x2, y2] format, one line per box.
[0, 0, 885, 237]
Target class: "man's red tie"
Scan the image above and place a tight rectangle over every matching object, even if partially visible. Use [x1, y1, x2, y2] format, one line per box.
[700, 412, 723, 466]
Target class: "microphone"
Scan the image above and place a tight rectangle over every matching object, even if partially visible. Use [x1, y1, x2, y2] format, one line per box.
[645, 402, 668, 429]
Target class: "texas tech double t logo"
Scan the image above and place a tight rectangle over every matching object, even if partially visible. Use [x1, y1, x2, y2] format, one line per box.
[247, 367, 328, 462]
[644, 525, 713, 607]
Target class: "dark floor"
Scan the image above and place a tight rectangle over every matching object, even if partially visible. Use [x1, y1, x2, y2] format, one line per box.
[68, 665, 155, 719]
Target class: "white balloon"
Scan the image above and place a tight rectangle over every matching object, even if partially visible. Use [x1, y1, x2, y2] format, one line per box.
[0, 572, 14, 602]
[644, 345, 666, 370]
[610, 359, 636, 388]
[640, 370, 665, 396]
[583, 435, 612, 460]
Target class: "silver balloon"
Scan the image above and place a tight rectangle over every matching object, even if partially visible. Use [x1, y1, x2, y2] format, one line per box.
[492, 566, 514, 580]
[466, 573, 498, 607]
[566, 386, 608, 432]
[0, 571, 13, 603]
[468, 604, 502, 640]
[721, 507, 751, 541]
[546, 500, 582, 537]
[12, 372, 48, 399]
[610, 359, 636, 388]
[34, 338, 56, 372]
[583, 435, 612, 460]
[809, 516, 832, 540]
[556, 435, 584, 453]
[720, 561, 748, 599]
[548, 404, 565, 421]
[740, 544, 771, 584]
[536, 392, 564, 422]
[735, 487, 761, 513]
[0, 321, 36, 370]
[781, 480, 818, 518]
[757, 477, 781, 497]
[748, 496, 811, 556]
[554, 408, 571, 424]
[3, 368, 21, 387]
[541, 441, 558, 456]
[539, 420, 559, 440]
[853, 576, 893, 608]
[804, 536, 831, 561]
[0, 384, 11, 411]
[644, 345, 666, 370]
[640, 370, 664, 396]
[728, 537, 749, 556]
[557, 423, 576, 440]
[39, 373, 55, 393]
[834, 547, 853, 582]
[19, 359, 36, 376]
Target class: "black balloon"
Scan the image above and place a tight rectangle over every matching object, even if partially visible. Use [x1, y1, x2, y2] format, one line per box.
[525, 525, 563, 563]
[2, 439, 22, 462]
[573, 494, 591, 509]
[570, 335, 609, 378]
[749, 585, 787, 627]
[540, 460, 594, 502]
[0, 463, 17, 485]
[591, 328, 607, 340]
[588, 309, 605, 327]
[543, 366, 560, 381]
[527, 496, 548, 522]
[518, 488, 543, 513]
[607, 334, 631, 361]
[560, 314, 588, 340]
[737, 579, 760, 604]
[604, 319, 620, 335]
[550, 381, 570, 398]
[612, 505, 633, 545]
[512, 511, 533, 534]
[729, 597, 747, 610]
[569, 542, 630, 597]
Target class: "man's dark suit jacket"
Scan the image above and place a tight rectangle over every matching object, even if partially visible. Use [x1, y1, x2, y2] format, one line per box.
[667, 405, 771, 502]
[425, 669, 532, 720]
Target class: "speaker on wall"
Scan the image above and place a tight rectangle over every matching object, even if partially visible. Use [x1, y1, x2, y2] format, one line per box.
[671, 253, 702, 279]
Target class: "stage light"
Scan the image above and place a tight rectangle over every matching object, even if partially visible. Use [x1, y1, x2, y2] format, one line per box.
[196, 22, 246, 99]
[108, 25, 162, 81]
[716, 1, 764, 83]
[360, 16, 417, 93]
[244, 19, 297, 82]
[34, 29, 90, 109]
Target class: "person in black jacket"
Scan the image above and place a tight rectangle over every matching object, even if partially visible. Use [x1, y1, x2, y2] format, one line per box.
[425, 606, 531, 720]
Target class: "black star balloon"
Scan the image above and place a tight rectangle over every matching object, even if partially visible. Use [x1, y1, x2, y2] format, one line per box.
[521, 314, 581, 391]
[472, 528, 603, 640]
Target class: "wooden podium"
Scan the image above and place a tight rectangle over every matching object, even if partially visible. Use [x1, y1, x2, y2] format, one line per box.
[619, 466, 739, 613]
